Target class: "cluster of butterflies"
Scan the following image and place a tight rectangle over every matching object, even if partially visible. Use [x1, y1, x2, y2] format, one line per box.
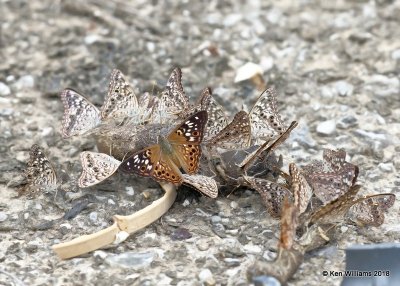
[247, 149, 396, 284]
[57, 67, 291, 198]
[21, 67, 395, 230]
[245, 148, 395, 259]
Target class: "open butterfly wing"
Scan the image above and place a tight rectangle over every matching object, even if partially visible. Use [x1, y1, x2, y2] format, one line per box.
[119, 145, 183, 185]
[168, 111, 208, 174]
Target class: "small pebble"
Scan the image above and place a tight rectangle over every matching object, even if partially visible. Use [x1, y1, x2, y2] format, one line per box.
[253, 275, 281, 286]
[211, 215, 222, 224]
[125, 186, 135, 196]
[89, 212, 98, 222]
[230, 201, 239, 209]
[334, 80, 354, 97]
[316, 120, 336, 135]
[378, 162, 394, 172]
[196, 239, 211, 251]
[244, 244, 262, 254]
[0, 212, 8, 222]
[41, 127, 54, 137]
[105, 251, 155, 269]
[15, 75, 35, 90]
[198, 269, 215, 286]
[0, 82, 11, 96]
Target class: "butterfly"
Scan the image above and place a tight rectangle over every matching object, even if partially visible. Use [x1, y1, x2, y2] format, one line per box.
[206, 110, 251, 150]
[238, 121, 298, 171]
[309, 184, 362, 225]
[23, 144, 58, 198]
[60, 89, 101, 138]
[152, 67, 190, 123]
[119, 110, 208, 185]
[100, 69, 139, 120]
[302, 149, 359, 204]
[207, 87, 287, 150]
[188, 87, 228, 140]
[78, 152, 121, 188]
[182, 174, 218, 198]
[348, 193, 395, 227]
[289, 163, 312, 215]
[241, 176, 292, 218]
[249, 87, 287, 142]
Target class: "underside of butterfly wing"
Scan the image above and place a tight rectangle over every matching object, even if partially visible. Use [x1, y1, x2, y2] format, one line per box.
[100, 69, 138, 120]
[60, 88, 101, 138]
[207, 111, 251, 150]
[79, 152, 121, 187]
[244, 176, 292, 218]
[182, 174, 218, 198]
[249, 87, 286, 141]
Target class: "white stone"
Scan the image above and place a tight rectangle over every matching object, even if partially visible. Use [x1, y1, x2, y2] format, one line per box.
[244, 244, 262, 254]
[125, 186, 135, 196]
[334, 81, 354, 97]
[0, 212, 8, 222]
[84, 34, 101, 45]
[198, 268, 215, 285]
[234, 62, 263, 82]
[316, 120, 336, 135]
[89, 212, 98, 222]
[223, 14, 242, 27]
[0, 82, 11, 96]
[15, 75, 34, 90]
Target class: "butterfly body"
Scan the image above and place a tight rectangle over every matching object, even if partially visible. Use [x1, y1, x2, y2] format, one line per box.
[119, 111, 208, 185]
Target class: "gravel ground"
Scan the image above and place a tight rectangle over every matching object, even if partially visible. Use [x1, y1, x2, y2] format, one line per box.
[0, 0, 399, 285]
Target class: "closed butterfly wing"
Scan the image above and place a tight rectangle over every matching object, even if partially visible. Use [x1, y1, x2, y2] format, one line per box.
[158, 67, 190, 119]
[168, 110, 208, 174]
[119, 144, 183, 185]
[243, 176, 292, 218]
[207, 111, 251, 150]
[310, 184, 362, 225]
[100, 69, 138, 120]
[290, 163, 312, 215]
[61, 89, 101, 138]
[305, 164, 359, 204]
[24, 144, 58, 198]
[348, 193, 395, 227]
[249, 87, 286, 141]
[322, 149, 347, 172]
[182, 174, 218, 198]
[200, 88, 229, 140]
[79, 152, 121, 187]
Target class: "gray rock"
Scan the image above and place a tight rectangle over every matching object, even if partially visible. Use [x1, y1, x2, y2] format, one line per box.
[105, 251, 156, 269]
[15, 75, 35, 90]
[287, 120, 317, 148]
[316, 120, 336, 135]
[337, 115, 358, 129]
[253, 275, 281, 286]
[211, 215, 222, 224]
